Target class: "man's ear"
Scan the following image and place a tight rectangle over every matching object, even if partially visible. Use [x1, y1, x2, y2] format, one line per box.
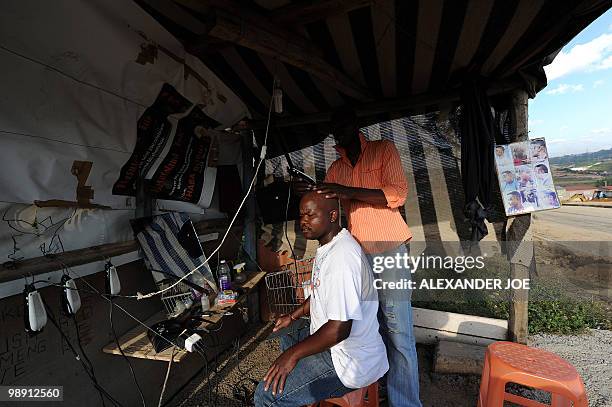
[329, 208, 338, 223]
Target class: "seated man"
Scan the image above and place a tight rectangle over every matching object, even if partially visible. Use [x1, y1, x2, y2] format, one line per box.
[255, 192, 388, 407]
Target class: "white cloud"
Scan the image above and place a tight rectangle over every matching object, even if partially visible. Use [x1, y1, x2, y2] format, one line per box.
[545, 33, 612, 80]
[548, 138, 567, 144]
[528, 119, 544, 126]
[596, 55, 612, 70]
[591, 127, 611, 134]
[593, 79, 605, 88]
[545, 83, 584, 95]
[560, 125, 569, 131]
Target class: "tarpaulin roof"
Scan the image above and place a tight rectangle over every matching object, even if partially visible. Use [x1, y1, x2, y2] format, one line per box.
[138, 0, 610, 153]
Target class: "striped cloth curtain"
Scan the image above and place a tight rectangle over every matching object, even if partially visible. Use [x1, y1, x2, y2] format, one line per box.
[135, 212, 217, 293]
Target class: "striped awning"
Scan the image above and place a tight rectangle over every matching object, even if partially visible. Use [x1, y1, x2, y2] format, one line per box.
[138, 0, 609, 153]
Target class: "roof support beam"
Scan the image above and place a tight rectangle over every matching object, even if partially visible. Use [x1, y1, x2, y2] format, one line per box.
[175, 0, 323, 58]
[200, 9, 372, 101]
[245, 79, 520, 129]
[270, 0, 374, 25]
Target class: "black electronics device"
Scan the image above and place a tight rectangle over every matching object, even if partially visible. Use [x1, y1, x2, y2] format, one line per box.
[255, 180, 300, 224]
[287, 166, 315, 184]
[148, 319, 184, 353]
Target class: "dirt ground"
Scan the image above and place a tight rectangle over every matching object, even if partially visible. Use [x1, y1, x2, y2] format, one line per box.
[169, 321, 612, 407]
[170, 322, 481, 407]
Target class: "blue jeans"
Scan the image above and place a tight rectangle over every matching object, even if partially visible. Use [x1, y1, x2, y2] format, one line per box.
[367, 243, 422, 407]
[254, 324, 352, 407]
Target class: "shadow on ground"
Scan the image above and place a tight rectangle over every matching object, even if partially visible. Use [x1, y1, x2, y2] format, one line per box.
[170, 322, 481, 407]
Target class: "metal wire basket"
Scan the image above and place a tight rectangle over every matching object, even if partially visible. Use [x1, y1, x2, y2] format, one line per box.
[158, 279, 195, 318]
[265, 257, 314, 316]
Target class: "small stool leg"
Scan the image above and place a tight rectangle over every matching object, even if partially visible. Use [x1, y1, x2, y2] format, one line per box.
[484, 377, 507, 407]
[478, 353, 491, 407]
[551, 393, 572, 407]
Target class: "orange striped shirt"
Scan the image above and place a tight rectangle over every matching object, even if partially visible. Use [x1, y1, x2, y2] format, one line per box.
[325, 133, 412, 254]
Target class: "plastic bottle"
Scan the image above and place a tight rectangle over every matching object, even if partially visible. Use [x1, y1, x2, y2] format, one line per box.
[201, 293, 210, 311]
[233, 262, 247, 284]
[217, 260, 231, 291]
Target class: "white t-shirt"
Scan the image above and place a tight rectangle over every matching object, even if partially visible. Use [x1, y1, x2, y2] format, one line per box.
[309, 228, 389, 389]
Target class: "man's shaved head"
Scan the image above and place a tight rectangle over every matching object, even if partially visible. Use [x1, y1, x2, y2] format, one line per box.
[299, 192, 340, 243]
[301, 191, 339, 213]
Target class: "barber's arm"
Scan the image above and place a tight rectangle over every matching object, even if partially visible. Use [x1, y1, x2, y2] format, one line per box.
[263, 319, 352, 395]
[316, 142, 406, 207]
[316, 184, 387, 205]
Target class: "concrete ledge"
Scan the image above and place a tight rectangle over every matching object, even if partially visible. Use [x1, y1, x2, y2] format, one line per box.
[562, 202, 612, 208]
[413, 307, 507, 346]
[433, 340, 488, 375]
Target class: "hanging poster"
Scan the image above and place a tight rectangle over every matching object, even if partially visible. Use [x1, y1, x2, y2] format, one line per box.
[495, 138, 561, 216]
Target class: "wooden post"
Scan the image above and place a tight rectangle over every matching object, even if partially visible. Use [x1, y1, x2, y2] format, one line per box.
[135, 177, 153, 218]
[241, 130, 258, 269]
[241, 129, 261, 323]
[506, 89, 533, 344]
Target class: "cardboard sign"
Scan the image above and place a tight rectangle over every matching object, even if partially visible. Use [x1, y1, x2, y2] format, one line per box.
[495, 138, 561, 216]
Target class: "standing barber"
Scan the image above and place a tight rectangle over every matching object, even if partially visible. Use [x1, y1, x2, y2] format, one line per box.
[297, 108, 421, 407]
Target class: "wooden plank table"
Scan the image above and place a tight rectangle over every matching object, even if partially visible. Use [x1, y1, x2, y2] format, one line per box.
[102, 271, 266, 362]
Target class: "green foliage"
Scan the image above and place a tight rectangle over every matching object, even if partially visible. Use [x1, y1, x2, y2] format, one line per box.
[595, 177, 612, 187]
[549, 148, 612, 166]
[412, 257, 611, 335]
[527, 285, 611, 334]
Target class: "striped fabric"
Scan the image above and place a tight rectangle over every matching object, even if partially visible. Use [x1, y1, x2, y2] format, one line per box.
[135, 212, 217, 292]
[260, 112, 507, 259]
[139, 0, 608, 125]
[324, 133, 412, 254]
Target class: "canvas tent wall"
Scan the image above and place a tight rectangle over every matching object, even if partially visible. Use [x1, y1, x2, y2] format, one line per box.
[0, 1, 251, 405]
[0, 0, 249, 297]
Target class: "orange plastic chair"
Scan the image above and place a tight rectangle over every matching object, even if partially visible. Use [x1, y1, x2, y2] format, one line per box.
[478, 341, 588, 407]
[308, 382, 379, 407]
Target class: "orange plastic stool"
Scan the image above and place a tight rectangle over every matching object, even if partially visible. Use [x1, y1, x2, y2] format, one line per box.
[478, 341, 588, 407]
[308, 382, 379, 407]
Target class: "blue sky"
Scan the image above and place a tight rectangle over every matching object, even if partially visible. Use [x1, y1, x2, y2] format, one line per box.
[529, 8, 612, 157]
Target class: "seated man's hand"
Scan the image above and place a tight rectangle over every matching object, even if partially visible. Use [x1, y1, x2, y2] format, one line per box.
[273, 314, 292, 332]
[315, 183, 353, 200]
[264, 349, 298, 396]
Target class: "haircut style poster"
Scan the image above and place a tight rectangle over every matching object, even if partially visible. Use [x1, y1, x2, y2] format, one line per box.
[495, 138, 561, 216]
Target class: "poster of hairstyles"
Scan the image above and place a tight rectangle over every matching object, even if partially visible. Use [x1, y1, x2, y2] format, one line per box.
[495, 138, 561, 216]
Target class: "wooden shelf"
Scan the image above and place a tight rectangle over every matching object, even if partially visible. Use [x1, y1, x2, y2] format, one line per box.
[102, 271, 266, 362]
[0, 218, 238, 283]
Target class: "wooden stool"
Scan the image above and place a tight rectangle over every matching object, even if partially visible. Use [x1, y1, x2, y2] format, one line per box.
[308, 382, 379, 407]
[478, 341, 588, 407]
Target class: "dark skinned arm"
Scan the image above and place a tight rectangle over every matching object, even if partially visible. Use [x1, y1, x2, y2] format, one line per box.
[263, 318, 352, 395]
[315, 183, 388, 206]
[272, 298, 311, 332]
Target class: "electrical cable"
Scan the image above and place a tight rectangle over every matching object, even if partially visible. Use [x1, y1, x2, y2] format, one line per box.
[132, 77, 277, 301]
[40, 299, 125, 407]
[2, 206, 77, 261]
[109, 296, 147, 407]
[284, 174, 299, 275]
[32, 263, 234, 405]
[51, 260, 185, 354]
[70, 312, 106, 407]
[157, 346, 176, 407]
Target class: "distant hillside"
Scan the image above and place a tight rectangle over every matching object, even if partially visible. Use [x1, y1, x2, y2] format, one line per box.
[549, 148, 612, 167]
